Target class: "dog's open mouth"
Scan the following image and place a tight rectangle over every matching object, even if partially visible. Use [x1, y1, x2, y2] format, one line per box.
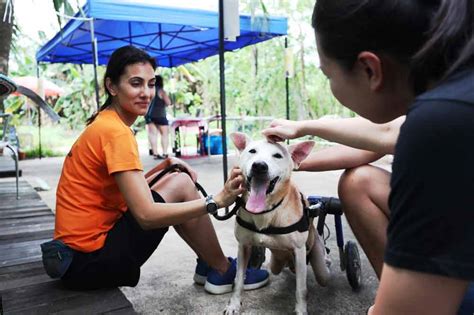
[245, 176, 279, 214]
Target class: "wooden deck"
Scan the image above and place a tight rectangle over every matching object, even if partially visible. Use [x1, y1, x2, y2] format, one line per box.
[0, 179, 135, 314]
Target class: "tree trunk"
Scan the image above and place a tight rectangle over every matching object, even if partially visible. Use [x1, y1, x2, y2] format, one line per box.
[0, 0, 14, 113]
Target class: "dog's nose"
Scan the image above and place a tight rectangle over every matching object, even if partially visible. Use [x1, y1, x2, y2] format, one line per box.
[251, 161, 268, 174]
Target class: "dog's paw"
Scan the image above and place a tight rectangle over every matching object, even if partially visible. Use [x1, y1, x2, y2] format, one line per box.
[224, 301, 241, 315]
[325, 255, 332, 269]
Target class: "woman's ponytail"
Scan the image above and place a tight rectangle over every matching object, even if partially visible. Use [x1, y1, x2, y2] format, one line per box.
[412, 0, 474, 93]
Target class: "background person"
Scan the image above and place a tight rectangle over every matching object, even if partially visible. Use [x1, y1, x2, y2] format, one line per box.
[145, 75, 170, 159]
[265, 0, 474, 313]
[50, 45, 269, 292]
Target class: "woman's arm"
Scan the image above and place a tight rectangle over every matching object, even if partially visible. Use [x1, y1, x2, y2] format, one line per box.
[159, 89, 171, 107]
[263, 116, 405, 155]
[114, 167, 244, 230]
[298, 145, 384, 172]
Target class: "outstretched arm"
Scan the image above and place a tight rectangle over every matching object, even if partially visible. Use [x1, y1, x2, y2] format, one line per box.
[262, 116, 405, 155]
[159, 89, 172, 107]
[298, 145, 384, 172]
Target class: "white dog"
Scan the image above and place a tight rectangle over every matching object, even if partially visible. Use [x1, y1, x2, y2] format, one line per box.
[225, 132, 330, 315]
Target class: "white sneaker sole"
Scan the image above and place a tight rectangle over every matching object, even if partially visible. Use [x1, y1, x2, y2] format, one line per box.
[243, 277, 270, 290]
[204, 281, 233, 295]
[193, 273, 207, 286]
[204, 277, 270, 294]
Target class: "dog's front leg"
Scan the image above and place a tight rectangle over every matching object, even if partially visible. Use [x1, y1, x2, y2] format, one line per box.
[225, 244, 249, 314]
[294, 245, 308, 315]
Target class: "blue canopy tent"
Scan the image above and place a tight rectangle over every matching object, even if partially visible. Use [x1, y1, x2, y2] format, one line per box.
[36, 0, 288, 182]
[36, 0, 288, 67]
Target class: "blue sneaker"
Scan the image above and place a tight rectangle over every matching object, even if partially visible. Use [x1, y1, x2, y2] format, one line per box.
[194, 258, 210, 285]
[204, 258, 269, 294]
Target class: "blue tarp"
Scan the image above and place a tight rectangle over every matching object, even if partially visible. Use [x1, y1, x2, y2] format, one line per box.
[36, 0, 288, 67]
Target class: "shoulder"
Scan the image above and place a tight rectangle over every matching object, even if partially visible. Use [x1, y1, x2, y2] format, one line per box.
[84, 111, 134, 145]
[416, 67, 474, 105]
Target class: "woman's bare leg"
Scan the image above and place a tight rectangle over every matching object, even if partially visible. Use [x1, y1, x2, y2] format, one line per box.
[338, 165, 391, 278]
[158, 125, 169, 156]
[146, 123, 159, 156]
[148, 171, 229, 274]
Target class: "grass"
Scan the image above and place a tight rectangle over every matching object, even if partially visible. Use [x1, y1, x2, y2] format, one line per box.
[17, 125, 82, 158]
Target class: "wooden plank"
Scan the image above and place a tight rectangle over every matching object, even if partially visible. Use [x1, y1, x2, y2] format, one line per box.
[0, 208, 53, 220]
[0, 179, 135, 314]
[0, 261, 54, 291]
[0, 238, 48, 251]
[0, 255, 42, 269]
[0, 222, 54, 239]
[0, 229, 54, 246]
[0, 201, 47, 211]
[1, 281, 135, 314]
[0, 214, 54, 227]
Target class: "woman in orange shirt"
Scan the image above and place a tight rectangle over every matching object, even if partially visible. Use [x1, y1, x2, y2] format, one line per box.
[45, 45, 269, 292]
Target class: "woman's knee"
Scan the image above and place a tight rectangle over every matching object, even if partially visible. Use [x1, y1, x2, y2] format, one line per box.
[152, 172, 198, 202]
[338, 165, 391, 217]
[338, 165, 375, 199]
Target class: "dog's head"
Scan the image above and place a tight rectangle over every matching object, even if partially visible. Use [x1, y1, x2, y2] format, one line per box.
[230, 132, 314, 214]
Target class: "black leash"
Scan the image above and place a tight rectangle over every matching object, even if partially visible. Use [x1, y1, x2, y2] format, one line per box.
[147, 163, 241, 221]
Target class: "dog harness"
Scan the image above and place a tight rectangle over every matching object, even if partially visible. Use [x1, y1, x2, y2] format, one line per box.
[236, 194, 312, 235]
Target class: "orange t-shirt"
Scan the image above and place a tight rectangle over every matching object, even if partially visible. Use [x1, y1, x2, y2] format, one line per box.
[54, 110, 143, 252]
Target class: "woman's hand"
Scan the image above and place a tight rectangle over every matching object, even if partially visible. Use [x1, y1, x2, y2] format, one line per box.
[261, 119, 302, 142]
[166, 157, 198, 182]
[214, 167, 245, 208]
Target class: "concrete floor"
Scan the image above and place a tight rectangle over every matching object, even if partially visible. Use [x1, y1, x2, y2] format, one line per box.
[19, 146, 390, 314]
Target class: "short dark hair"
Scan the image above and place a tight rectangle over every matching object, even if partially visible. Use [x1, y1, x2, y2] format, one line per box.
[312, 0, 474, 94]
[155, 75, 164, 89]
[86, 45, 156, 125]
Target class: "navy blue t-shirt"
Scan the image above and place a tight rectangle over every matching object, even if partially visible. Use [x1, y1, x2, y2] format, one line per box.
[386, 67, 474, 280]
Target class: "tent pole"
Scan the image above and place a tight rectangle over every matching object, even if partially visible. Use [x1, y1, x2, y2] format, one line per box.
[285, 37, 290, 145]
[218, 0, 228, 183]
[89, 19, 100, 110]
[36, 66, 42, 159]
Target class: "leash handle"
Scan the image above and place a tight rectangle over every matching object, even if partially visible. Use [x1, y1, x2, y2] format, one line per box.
[212, 197, 242, 221]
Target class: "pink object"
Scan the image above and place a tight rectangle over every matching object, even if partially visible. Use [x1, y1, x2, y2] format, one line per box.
[11, 76, 64, 97]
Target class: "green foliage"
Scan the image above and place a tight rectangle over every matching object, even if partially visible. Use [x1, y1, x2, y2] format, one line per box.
[24, 146, 63, 159]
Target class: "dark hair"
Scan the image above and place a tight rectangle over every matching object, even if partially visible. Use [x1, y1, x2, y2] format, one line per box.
[86, 45, 157, 125]
[312, 0, 474, 93]
[312, 1, 439, 69]
[412, 0, 474, 93]
[155, 75, 164, 89]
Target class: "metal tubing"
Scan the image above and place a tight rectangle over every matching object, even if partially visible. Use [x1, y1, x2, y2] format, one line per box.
[218, 0, 228, 183]
[89, 19, 100, 110]
[5, 144, 19, 199]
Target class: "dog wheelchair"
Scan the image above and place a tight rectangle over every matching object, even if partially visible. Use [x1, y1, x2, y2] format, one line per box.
[225, 195, 363, 291]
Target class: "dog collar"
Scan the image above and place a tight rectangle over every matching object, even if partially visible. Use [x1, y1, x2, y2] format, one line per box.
[236, 194, 310, 235]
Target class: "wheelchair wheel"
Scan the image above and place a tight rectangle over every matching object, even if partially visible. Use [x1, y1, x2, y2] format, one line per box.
[248, 246, 266, 269]
[344, 241, 362, 290]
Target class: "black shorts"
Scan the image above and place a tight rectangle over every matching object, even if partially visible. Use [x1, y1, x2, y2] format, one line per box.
[61, 191, 168, 290]
[146, 116, 168, 126]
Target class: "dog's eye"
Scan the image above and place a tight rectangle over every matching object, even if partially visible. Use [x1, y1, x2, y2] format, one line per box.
[249, 149, 256, 154]
[273, 153, 283, 159]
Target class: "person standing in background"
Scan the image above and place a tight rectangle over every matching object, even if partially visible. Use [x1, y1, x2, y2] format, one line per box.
[146, 75, 170, 159]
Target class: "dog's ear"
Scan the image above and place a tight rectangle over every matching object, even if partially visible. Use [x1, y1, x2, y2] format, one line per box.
[230, 132, 250, 152]
[288, 141, 315, 168]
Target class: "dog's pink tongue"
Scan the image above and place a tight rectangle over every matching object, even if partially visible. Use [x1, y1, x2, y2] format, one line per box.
[246, 186, 267, 213]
